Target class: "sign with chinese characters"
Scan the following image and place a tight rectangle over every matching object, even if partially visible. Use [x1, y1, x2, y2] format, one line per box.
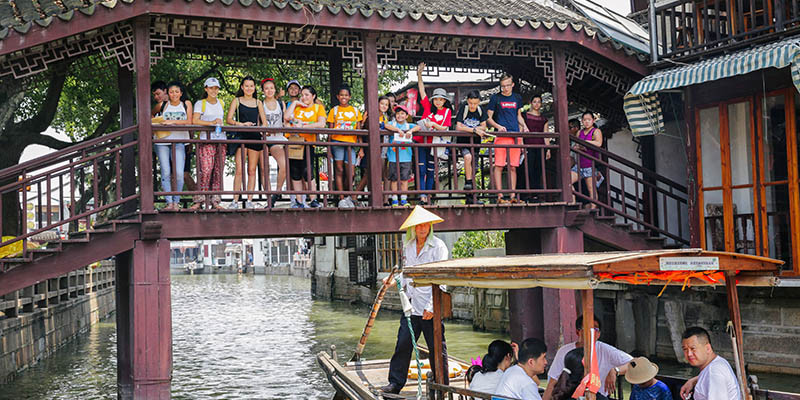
[659, 257, 720, 271]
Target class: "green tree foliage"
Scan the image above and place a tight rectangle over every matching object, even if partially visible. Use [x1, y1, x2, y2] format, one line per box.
[451, 231, 506, 259]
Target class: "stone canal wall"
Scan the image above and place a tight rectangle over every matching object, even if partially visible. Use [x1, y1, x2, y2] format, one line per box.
[0, 262, 115, 383]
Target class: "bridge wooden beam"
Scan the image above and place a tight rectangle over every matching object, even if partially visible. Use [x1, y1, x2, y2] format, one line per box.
[363, 32, 383, 209]
[116, 239, 172, 399]
[135, 16, 155, 213]
[149, 205, 569, 239]
[0, 226, 139, 296]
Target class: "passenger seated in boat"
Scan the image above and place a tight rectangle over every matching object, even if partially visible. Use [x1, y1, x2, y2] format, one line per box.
[543, 315, 632, 400]
[468, 340, 514, 393]
[679, 326, 740, 400]
[494, 338, 548, 400]
[550, 347, 584, 400]
[625, 356, 672, 400]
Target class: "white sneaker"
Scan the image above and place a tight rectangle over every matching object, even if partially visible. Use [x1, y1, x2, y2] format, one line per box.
[338, 198, 355, 208]
[245, 201, 255, 209]
[228, 201, 241, 209]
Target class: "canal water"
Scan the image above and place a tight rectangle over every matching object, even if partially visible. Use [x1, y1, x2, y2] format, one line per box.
[2, 274, 799, 399]
[0, 274, 505, 399]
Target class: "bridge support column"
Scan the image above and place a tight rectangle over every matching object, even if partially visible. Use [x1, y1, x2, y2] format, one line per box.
[506, 229, 543, 345]
[506, 228, 581, 359]
[116, 239, 172, 399]
[540, 227, 582, 359]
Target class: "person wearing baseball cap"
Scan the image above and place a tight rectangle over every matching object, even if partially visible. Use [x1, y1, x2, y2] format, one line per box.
[380, 206, 449, 394]
[384, 104, 421, 207]
[626, 357, 672, 400]
[189, 77, 226, 210]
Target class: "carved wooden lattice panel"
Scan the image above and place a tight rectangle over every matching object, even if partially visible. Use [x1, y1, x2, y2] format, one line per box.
[0, 24, 134, 79]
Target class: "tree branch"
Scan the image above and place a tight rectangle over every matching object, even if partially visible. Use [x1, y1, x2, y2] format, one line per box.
[28, 133, 74, 150]
[11, 61, 71, 134]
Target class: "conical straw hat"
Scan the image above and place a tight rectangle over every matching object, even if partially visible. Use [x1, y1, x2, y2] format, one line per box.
[624, 357, 659, 385]
[399, 205, 444, 231]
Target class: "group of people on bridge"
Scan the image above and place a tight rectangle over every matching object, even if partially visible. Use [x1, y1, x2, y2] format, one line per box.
[150, 63, 604, 210]
[383, 206, 742, 400]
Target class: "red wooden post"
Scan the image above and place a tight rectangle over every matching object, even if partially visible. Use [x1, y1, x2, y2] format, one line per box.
[541, 227, 582, 357]
[363, 32, 383, 208]
[117, 239, 172, 399]
[431, 284, 446, 385]
[725, 271, 750, 399]
[684, 87, 702, 247]
[551, 44, 572, 204]
[135, 16, 155, 213]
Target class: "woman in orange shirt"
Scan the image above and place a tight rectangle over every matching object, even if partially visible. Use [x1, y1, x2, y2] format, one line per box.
[284, 86, 326, 208]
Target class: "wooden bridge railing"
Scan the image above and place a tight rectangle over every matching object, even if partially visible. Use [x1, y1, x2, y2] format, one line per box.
[654, 0, 800, 61]
[1, 260, 115, 318]
[0, 126, 140, 262]
[151, 125, 561, 207]
[570, 135, 691, 246]
[0, 121, 692, 264]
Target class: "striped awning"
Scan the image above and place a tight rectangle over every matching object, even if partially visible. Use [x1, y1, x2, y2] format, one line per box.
[625, 36, 800, 136]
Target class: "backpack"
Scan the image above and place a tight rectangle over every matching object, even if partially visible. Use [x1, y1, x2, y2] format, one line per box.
[461, 103, 482, 121]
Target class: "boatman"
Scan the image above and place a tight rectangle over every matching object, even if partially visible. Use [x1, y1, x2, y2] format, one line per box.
[381, 205, 449, 394]
[679, 326, 741, 400]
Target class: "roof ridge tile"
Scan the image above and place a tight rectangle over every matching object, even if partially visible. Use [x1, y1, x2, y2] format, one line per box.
[77, 4, 94, 15]
[33, 15, 51, 25]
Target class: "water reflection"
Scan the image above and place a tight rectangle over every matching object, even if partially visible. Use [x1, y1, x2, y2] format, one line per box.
[1, 274, 797, 399]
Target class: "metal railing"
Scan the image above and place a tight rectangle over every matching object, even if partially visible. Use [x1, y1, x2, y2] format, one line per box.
[0, 127, 140, 261]
[570, 135, 690, 246]
[654, 0, 800, 60]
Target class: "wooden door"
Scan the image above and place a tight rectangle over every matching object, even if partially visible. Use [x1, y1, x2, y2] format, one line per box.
[696, 99, 759, 254]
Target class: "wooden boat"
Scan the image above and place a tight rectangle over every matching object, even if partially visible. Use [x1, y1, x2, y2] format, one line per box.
[316, 345, 475, 400]
[401, 249, 798, 400]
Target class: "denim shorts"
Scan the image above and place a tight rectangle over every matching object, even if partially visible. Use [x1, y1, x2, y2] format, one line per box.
[331, 140, 357, 163]
[572, 165, 593, 179]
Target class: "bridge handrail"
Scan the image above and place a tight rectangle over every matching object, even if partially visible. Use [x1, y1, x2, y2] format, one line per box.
[0, 126, 138, 182]
[569, 135, 690, 245]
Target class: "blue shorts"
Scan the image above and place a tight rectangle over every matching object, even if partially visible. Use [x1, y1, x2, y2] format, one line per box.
[572, 165, 593, 179]
[331, 140, 357, 163]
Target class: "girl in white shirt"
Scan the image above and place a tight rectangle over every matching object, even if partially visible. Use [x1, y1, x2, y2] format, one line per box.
[154, 82, 193, 210]
[261, 78, 288, 206]
[469, 340, 514, 394]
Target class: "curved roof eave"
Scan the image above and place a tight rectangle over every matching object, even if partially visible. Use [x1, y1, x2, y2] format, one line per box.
[0, 0, 649, 75]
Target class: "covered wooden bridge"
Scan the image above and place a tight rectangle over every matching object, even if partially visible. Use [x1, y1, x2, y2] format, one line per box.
[0, 0, 677, 397]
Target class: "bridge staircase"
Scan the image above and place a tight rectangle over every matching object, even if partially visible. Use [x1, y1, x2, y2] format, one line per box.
[0, 126, 690, 297]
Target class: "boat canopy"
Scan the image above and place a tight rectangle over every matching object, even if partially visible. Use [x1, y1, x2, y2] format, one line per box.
[402, 249, 783, 289]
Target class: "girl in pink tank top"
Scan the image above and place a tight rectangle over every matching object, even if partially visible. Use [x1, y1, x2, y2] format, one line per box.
[571, 111, 603, 208]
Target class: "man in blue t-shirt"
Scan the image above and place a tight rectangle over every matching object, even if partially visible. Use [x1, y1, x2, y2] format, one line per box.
[486, 74, 528, 203]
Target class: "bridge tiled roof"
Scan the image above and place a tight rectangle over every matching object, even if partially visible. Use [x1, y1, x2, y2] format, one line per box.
[0, 0, 646, 59]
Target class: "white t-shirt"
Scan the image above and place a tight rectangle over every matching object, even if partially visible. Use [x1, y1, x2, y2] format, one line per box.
[469, 369, 504, 394]
[547, 341, 632, 396]
[494, 365, 541, 400]
[158, 102, 191, 142]
[193, 99, 226, 140]
[694, 355, 740, 400]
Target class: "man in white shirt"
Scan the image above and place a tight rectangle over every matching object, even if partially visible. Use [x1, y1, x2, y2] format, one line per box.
[381, 206, 449, 394]
[495, 338, 548, 400]
[543, 315, 632, 400]
[679, 326, 741, 400]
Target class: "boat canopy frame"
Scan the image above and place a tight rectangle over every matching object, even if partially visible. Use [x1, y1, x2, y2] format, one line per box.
[402, 248, 783, 400]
